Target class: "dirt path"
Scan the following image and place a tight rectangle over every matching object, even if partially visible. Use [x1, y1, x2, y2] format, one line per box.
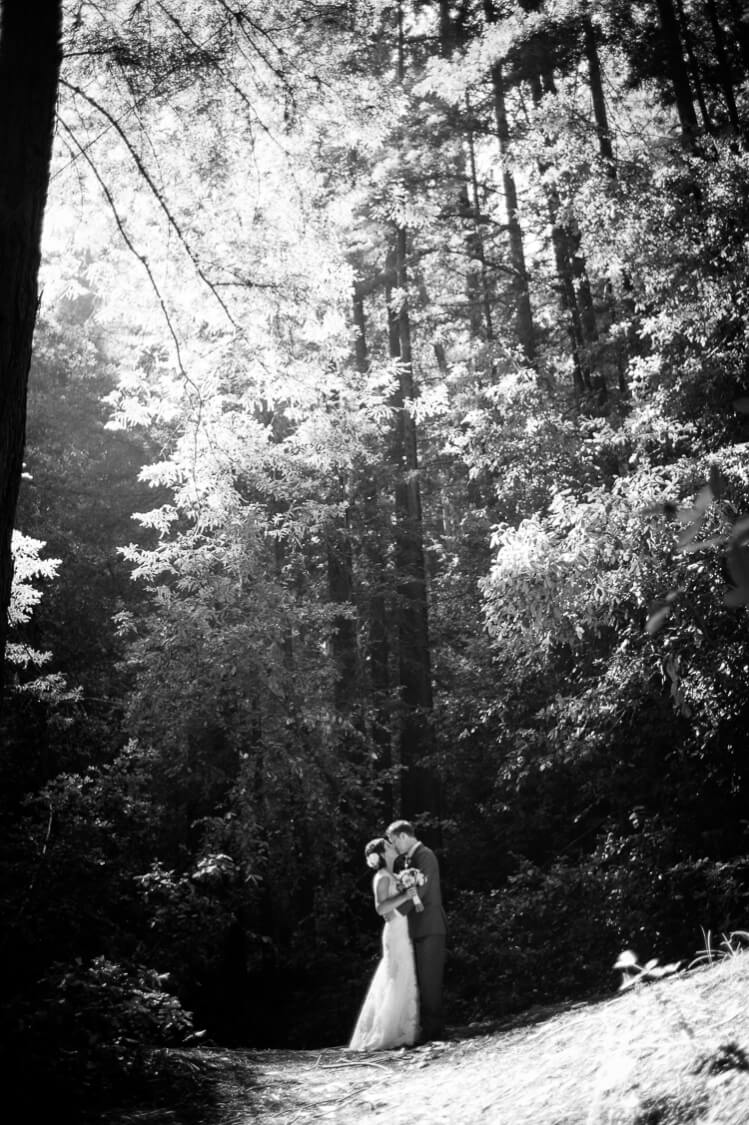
[204, 958, 749, 1125]
[224, 1017, 603, 1124]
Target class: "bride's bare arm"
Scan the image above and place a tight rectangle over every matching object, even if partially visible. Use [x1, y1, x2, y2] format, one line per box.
[374, 875, 417, 916]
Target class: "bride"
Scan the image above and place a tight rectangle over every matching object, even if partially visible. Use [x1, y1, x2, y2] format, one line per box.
[348, 836, 420, 1051]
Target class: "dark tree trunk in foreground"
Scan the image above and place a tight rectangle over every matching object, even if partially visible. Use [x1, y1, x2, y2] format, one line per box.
[0, 0, 62, 703]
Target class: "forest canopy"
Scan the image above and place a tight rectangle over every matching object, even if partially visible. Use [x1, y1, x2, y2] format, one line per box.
[2, 0, 749, 1115]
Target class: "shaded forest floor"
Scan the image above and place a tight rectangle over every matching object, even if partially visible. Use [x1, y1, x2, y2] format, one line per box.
[125, 954, 749, 1125]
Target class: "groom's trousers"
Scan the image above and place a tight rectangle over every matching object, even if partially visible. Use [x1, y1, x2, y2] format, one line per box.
[413, 933, 446, 1041]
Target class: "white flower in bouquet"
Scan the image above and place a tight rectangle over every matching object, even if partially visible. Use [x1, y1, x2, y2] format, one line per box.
[397, 867, 427, 908]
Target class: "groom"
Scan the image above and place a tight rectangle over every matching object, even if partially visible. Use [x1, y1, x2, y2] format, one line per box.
[387, 819, 447, 1044]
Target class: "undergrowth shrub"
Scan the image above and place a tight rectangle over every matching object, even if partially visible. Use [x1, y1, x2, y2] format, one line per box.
[134, 852, 265, 1041]
[1, 956, 194, 1120]
[446, 846, 749, 1023]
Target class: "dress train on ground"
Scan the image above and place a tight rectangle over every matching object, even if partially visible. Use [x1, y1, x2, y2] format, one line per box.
[348, 874, 419, 1051]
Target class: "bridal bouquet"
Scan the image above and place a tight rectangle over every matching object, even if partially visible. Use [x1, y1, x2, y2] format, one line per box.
[397, 867, 427, 909]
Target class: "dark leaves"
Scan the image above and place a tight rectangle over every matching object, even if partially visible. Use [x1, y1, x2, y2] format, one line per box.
[726, 543, 749, 607]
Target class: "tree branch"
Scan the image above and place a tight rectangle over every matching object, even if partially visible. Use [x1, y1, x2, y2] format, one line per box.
[60, 76, 237, 328]
[58, 118, 204, 421]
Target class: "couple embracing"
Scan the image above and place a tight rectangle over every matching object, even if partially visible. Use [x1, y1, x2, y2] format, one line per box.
[348, 819, 447, 1051]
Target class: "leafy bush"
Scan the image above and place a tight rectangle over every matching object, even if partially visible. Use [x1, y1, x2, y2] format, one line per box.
[1, 956, 193, 1120]
[446, 846, 749, 1024]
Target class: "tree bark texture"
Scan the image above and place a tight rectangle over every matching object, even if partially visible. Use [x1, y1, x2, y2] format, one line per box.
[0, 0, 62, 698]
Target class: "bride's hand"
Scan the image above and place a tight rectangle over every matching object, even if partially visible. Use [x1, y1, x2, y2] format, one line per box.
[405, 886, 418, 899]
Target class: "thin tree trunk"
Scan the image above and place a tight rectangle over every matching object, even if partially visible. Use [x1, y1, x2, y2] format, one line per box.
[527, 70, 591, 399]
[465, 101, 495, 342]
[484, 1, 536, 362]
[438, 8, 493, 343]
[567, 217, 605, 399]
[528, 27, 605, 400]
[0, 0, 63, 702]
[459, 185, 486, 338]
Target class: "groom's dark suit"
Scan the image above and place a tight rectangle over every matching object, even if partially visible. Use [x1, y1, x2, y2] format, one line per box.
[396, 843, 447, 1042]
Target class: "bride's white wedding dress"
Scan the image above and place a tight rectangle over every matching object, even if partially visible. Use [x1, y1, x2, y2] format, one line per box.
[348, 870, 420, 1051]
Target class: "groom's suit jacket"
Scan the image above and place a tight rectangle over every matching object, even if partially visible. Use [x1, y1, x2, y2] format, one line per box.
[397, 844, 447, 940]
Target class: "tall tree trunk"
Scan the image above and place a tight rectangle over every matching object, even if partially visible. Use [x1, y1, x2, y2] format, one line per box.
[386, 229, 440, 830]
[654, 0, 700, 142]
[324, 290, 367, 717]
[389, 2, 440, 834]
[675, 0, 714, 133]
[582, 10, 615, 168]
[437, 7, 493, 343]
[528, 69, 592, 400]
[528, 29, 604, 401]
[567, 218, 605, 400]
[484, 1, 536, 362]
[465, 103, 495, 342]
[352, 283, 392, 811]
[0, 0, 62, 703]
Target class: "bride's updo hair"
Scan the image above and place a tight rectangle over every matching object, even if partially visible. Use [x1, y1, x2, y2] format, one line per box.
[364, 837, 387, 871]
